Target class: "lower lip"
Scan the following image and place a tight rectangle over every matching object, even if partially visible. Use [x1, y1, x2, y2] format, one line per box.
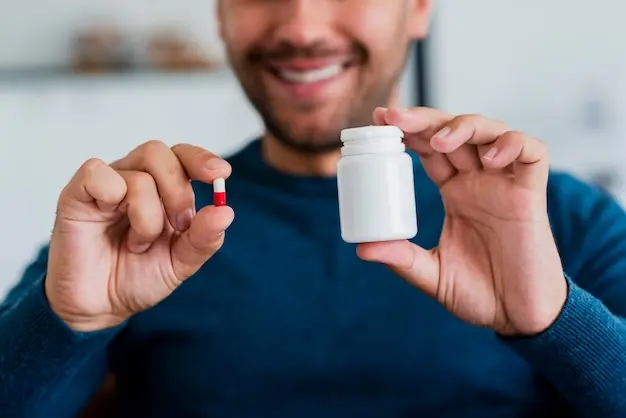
[265, 67, 350, 102]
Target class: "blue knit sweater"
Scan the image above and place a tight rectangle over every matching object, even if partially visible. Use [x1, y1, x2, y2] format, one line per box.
[1, 139, 625, 417]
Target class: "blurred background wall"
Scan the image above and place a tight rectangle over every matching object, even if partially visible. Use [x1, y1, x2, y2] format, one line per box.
[429, 1, 626, 190]
[1, 0, 624, 295]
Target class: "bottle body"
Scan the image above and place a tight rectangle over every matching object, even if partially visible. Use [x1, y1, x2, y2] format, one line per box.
[337, 126, 418, 243]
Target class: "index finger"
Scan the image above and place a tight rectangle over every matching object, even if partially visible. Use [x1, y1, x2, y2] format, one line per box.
[112, 141, 231, 232]
[378, 107, 454, 139]
[373, 107, 456, 185]
[170, 143, 232, 182]
[428, 114, 510, 154]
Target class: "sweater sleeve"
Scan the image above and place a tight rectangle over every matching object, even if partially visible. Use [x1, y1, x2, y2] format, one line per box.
[501, 173, 626, 418]
[0, 246, 122, 417]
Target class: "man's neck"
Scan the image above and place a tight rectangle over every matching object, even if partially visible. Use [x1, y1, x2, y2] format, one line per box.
[261, 135, 341, 178]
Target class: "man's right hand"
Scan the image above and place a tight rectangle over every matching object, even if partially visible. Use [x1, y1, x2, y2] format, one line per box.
[45, 141, 234, 332]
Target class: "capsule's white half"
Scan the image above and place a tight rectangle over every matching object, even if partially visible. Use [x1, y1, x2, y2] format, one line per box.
[213, 177, 226, 193]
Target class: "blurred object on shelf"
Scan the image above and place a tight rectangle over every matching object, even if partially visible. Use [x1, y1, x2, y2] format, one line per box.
[71, 25, 131, 74]
[147, 30, 220, 71]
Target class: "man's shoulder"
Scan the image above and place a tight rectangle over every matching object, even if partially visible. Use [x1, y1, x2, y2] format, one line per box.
[546, 170, 626, 271]
[545, 170, 622, 220]
[547, 170, 603, 197]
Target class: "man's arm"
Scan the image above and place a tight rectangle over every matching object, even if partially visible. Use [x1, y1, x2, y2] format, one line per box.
[0, 246, 121, 417]
[502, 173, 626, 417]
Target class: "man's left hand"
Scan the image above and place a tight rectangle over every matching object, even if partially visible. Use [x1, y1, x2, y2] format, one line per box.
[357, 107, 568, 337]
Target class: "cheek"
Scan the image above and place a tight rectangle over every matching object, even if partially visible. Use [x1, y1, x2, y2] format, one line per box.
[221, 9, 268, 59]
[341, 2, 409, 61]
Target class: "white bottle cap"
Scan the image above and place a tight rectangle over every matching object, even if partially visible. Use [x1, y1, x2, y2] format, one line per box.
[340, 125, 404, 143]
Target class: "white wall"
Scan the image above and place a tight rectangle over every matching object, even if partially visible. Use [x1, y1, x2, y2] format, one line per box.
[430, 0, 626, 198]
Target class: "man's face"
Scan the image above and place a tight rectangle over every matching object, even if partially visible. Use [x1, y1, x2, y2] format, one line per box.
[219, 0, 431, 153]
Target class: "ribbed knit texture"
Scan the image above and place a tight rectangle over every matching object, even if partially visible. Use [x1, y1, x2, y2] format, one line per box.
[503, 277, 626, 416]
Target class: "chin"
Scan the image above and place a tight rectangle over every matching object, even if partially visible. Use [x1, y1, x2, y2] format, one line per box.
[264, 106, 347, 151]
[280, 138, 343, 154]
[269, 118, 344, 153]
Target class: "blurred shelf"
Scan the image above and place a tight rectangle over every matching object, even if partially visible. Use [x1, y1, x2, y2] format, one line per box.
[0, 66, 234, 86]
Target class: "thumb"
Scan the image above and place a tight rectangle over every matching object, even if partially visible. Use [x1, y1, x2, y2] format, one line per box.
[170, 205, 234, 280]
[357, 240, 440, 298]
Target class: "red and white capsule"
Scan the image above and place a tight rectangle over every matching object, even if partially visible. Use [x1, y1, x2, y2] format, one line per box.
[213, 177, 226, 206]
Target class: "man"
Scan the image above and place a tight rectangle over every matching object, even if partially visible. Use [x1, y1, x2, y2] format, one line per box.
[1, 0, 625, 417]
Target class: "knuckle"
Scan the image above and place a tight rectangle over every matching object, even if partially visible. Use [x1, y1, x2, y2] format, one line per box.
[171, 143, 203, 161]
[454, 114, 481, 125]
[508, 130, 527, 138]
[172, 143, 211, 162]
[128, 204, 163, 236]
[165, 183, 195, 212]
[163, 155, 186, 178]
[78, 159, 120, 191]
[455, 114, 509, 133]
[170, 143, 187, 153]
[100, 175, 127, 202]
[80, 157, 106, 173]
[500, 130, 527, 143]
[449, 114, 481, 132]
[125, 171, 156, 192]
[135, 140, 169, 166]
[142, 139, 168, 153]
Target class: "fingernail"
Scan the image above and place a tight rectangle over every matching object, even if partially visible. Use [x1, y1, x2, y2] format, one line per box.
[483, 147, 498, 160]
[205, 158, 227, 171]
[434, 127, 451, 139]
[175, 209, 194, 231]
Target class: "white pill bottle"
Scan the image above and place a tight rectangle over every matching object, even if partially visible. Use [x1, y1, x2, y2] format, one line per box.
[337, 125, 418, 243]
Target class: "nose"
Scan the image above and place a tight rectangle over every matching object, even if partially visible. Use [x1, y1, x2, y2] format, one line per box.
[273, 0, 334, 47]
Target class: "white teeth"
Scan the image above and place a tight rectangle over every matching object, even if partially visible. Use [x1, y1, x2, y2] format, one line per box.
[278, 63, 343, 84]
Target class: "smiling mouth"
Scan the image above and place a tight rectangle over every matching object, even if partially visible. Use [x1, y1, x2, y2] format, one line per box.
[268, 61, 353, 84]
